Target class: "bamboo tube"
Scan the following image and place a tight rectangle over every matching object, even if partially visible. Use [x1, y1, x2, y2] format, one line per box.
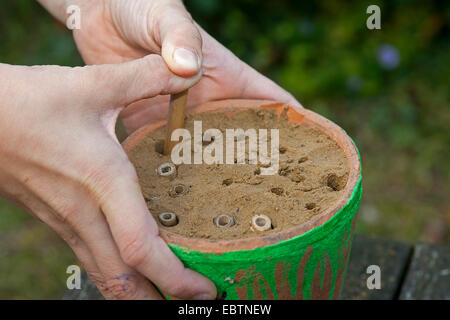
[164, 90, 188, 155]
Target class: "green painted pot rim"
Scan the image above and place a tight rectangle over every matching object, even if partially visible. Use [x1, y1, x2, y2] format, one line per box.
[122, 99, 362, 254]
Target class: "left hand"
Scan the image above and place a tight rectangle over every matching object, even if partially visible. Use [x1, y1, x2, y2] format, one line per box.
[70, 0, 302, 133]
[0, 58, 216, 300]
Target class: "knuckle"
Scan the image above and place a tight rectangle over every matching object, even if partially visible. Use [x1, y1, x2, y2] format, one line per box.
[172, 21, 200, 39]
[83, 155, 135, 197]
[88, 272, 139, 300]
[82, 166, 113, 198]
[61, 231, 80, 248]
[164, 2, 193, 21]
[83, 164, 111, 192]
[154, 2, 195, 36]
[119, 234, 148, 268]
[87, 271, 105, 290]
[151, 2, 170, 34]
[53, 201, 80, 226]
[64, 66, 93, 99]
[104, 274, 139, 300]
[149, 67, 172, 96]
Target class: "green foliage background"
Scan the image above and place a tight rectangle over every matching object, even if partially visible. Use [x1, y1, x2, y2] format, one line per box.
[0, 0, 449, 299]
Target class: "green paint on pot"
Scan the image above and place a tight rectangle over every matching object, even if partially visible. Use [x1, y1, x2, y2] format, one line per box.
[166, 172, 362, 300]
[163, 137, 363, 300]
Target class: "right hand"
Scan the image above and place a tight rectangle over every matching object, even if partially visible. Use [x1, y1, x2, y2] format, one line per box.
[0, 57, 217, 299]
[69, 0, 302, 133]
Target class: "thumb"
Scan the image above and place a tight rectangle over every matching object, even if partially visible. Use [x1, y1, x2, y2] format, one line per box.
[79, 54, 201, 108]
[156, 1, 203, 77]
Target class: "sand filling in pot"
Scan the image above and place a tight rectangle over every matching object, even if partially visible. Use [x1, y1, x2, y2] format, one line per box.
[128, 108, 349, 240]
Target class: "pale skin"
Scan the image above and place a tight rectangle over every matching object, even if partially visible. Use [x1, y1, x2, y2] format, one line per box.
[0, 0, 302, 299]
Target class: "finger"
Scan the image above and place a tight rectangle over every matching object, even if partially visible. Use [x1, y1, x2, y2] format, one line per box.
[201, 27, 303, 109]
[45, 187, 162, 300]
[74, 54, 202, 108]
[25, 204, 114, 299]
[66, 205, 162, 300]
[27, 181, 161, 300]
[120, 96, 170, 133]
[40, 212, 114, 298]
[239, 62, 303, 109]
[93, 153, 217, 300]
[156, 0, 203, 77]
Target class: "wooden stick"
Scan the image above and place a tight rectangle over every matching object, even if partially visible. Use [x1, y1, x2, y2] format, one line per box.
[164, 90, 188, 155]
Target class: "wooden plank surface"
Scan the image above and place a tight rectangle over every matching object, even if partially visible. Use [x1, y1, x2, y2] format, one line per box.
[340, 234, 412, 300]
[64, 234, 450, 300]
[399, 243, 450, 300]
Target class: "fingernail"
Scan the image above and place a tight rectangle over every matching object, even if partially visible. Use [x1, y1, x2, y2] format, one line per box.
[193, 293, 215, 300]
[173, 48, 200, 71]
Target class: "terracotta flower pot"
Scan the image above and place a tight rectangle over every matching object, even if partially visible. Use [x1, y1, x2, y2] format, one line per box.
[122, 99, 362, 300]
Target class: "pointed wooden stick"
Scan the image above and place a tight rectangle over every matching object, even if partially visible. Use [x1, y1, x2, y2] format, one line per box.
[164, 90, 188, 156]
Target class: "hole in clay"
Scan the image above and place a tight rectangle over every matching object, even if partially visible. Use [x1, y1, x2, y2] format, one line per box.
[169, 184, 187, 197]
[289, 172, 305, 183]
[271, 187, 284, 196]
[298, 156, 308, 163]
[157, 163, 176, 178]
[218, 216, 230, 226]
[222, 178, 233, 186]
[214, 213, 235, 228]
[158, 212, 178, 227]
[255, 217, 266, 227]
[251, 214, 271, 232]
[326, 173, 346, 191]
[154, 140, 164, 154]
[162, 166, 170, 173]
[305, 203, 316, 210]
[279, 146, 287, 154]
[254, 168, 261, 175]
[278, 166, 290, 176]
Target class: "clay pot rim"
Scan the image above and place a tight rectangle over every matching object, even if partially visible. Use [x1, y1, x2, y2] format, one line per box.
[122, 99, 361, 254]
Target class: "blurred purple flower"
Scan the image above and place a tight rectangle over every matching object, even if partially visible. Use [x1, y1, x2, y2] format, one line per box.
[377, 44, 400, 70]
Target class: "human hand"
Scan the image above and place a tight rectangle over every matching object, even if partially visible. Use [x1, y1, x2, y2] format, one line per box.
[69, 0, 302, 132]
[0, 58, 216, 299]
